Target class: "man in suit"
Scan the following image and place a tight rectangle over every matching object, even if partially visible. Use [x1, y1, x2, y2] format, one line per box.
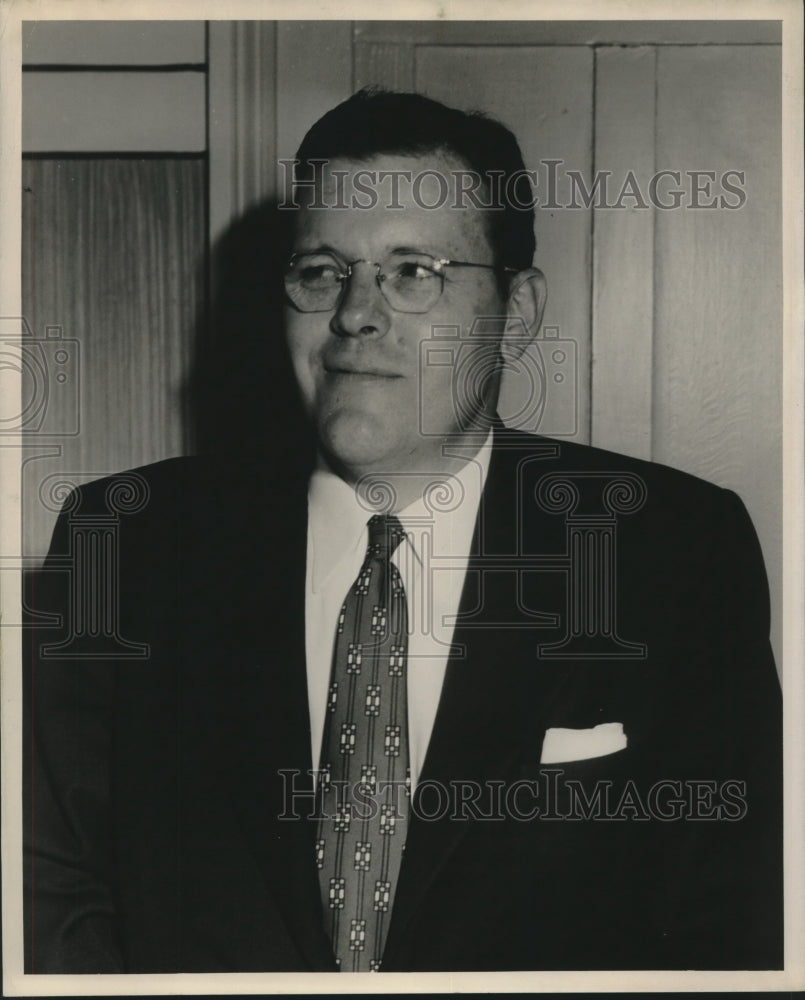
[24, 89, 782, 973]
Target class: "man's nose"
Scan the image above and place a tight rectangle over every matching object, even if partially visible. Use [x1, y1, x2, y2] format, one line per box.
[330, 263, 391, 339]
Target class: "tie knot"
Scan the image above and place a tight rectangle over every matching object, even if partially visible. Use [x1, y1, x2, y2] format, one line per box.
[367, 514, 405, 559]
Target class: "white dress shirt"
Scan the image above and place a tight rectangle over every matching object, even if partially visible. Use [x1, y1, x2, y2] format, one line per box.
[305, 432, 493, 788]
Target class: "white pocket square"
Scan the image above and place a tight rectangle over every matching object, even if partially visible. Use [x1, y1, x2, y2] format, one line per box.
[540, 722, 627, 764]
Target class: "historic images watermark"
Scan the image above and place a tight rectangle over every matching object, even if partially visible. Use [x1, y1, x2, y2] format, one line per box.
[278, 159, 747, 212]
[278, 770, 749, 823]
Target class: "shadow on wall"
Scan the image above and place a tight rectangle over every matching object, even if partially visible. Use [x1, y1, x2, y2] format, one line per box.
[184, 199, 315, 478]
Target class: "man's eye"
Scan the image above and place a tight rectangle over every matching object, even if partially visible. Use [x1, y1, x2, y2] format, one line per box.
[297, 263, 341, 285]
[391, 261, 436, 282]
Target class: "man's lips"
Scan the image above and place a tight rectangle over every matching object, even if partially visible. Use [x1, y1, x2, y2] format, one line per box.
[324, 364, 404, 379]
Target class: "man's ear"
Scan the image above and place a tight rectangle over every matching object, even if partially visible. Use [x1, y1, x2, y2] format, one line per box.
[501, 268, 547, 362]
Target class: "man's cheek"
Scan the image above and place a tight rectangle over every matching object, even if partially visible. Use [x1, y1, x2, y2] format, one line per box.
[285, 343, 320, 413]
[418, 363, 461, 438]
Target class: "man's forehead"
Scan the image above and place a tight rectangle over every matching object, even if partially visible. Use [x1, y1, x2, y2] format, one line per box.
[292, 152, 494, 254]
[314, 150, 466, 182]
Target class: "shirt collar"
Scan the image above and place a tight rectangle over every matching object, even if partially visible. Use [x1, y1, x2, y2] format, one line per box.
[308, 461, 371, 592]
[308, 429, 494, 592]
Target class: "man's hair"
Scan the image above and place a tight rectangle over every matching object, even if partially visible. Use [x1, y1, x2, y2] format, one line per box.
[295, 88, 536, 273]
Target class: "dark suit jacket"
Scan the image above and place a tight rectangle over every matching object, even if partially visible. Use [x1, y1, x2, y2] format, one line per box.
[23, 429, 783, 973]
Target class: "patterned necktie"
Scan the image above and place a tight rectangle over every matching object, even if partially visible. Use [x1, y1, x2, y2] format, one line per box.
[316, 514, 410, 972]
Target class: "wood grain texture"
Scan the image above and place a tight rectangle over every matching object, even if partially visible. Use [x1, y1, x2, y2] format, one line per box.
[21, 158, 205, 560]
[208, 21, 278, 247]
[22, 21, 206, 66]
[22, 71, 206, 153]
[591, 46, 656, 460]
[415, 45, 594, 443]
[653, 45, 782, 660]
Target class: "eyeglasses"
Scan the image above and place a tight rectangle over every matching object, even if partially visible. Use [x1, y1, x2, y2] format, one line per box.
[284, 250, 516, 314]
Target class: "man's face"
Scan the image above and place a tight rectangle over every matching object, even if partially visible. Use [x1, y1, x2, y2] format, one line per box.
[284, 153, 507, 486]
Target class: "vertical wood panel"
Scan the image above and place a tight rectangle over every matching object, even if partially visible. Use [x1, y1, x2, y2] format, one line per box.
[275, 22, 354, 172]
[591, 46, 656, 459]
[414, 46, 594, 442]
[208, 21, 278, 246]
[654, 46, 782, 660]
[21, 158, 205, 560]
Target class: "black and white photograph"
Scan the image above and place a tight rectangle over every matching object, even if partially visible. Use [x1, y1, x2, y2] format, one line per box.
[1, 1, 802, 994]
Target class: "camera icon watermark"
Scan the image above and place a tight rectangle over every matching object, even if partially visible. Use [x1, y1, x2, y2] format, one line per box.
[0, 317, 80, 436]
[523, 325, 577, 437]
[418, 316, 577, 438]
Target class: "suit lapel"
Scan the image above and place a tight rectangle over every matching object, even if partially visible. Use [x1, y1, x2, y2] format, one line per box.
[216, 465, 337, 971]
[384, 430, 586, 958]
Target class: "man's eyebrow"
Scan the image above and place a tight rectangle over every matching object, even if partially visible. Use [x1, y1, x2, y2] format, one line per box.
[390, 245, 442, 256]
[291, 244, 448, 259]
[291, 244, 341, 256]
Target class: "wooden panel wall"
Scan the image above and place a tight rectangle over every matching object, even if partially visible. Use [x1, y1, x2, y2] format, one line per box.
[21, 23, 206, 561]
[22, 20, 206, 64]
[653, 46, 782, 660]
[208, 21, 278, 246]
[591, 46, 656, 460]
[22, 72, 206, 153]
[413, 46, 593, 442]
[22, 22, 206, 153]
[275, 22, 354, 166]
[21, 159, 205, 560]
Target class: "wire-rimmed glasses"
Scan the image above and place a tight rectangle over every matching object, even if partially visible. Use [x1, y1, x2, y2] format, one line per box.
[284, 250, 515, 314]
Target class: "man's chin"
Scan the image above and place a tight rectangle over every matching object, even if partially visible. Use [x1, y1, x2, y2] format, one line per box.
[319, 412, 403, 481]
